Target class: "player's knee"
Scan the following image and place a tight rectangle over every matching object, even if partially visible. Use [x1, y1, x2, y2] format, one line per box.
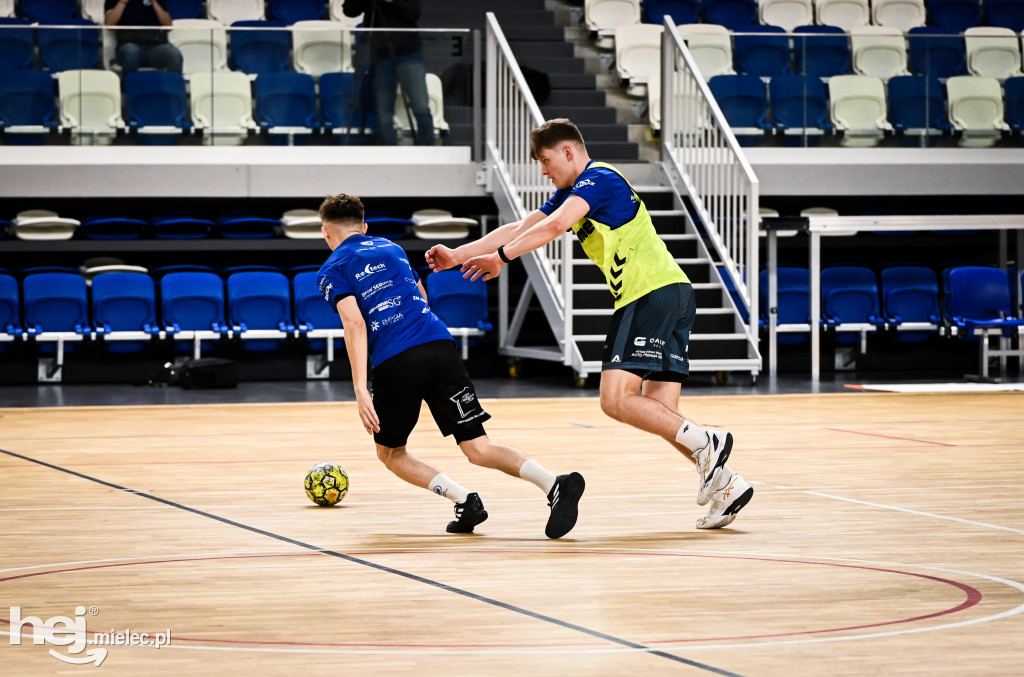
[376, 445, 405, 468]
[599, 391, 623, 421]
[458, 437, 490, 466]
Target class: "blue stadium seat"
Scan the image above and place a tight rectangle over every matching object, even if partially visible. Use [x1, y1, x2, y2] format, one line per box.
[985, 0, 1024, 32]
[769, 74, 833, 135]
[821, 266, 885, 344]
[907, 27, 966, 78]
[319, 71, 376, 143]
[947, 266, 1024, 379]
[125, 71, 191, 144]
[0, 272, 21, 350]
[426, 270, 492, 357]
[253, 71, 320, 143]
[365, 216, 413, 240]
[643, 0, 700, 25]
[793, 25, 851, 78]
[229, 20, 291, 74]
[149, 212, 213, 239]
[702, 0, 757, 29]
[733, 25, 791, 77]
[164, 0, 204, 19]
[0, 17, 34, 70]
[925, 0, 981, 31]
[0, 70, 58, 143]
[91, 271, 160, 353]
[888, 75, 952, 135]
[79, 213, 148, 240]
[708, 74, 772, 143]
[38, 19, 100, 72]
[227, 271, 295, 351]
[268, 0, 326, 24]
[22, 272, 90, 360]
[214, 211, 281, 239]
[1005, 76, 1024, 132]
[880, 265, 940, 342]
[18, 0, 76, 23]
[161, 271, 229, 357]
[293, 270, 344, 371]
[759, 266, 811, 344]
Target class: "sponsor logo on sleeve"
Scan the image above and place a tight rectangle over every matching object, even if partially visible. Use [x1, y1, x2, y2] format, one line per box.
[574, 178, 596, 190]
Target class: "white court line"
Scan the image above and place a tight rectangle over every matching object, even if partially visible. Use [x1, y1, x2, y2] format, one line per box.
[2, 485, 1024, 512]
[807, 491, 1024, 535]
[2, 549, 1020, 655]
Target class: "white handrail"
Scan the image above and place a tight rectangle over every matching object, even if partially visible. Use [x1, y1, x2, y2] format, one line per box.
[660, 16, 759, 343]
[486, 12, 578, 368]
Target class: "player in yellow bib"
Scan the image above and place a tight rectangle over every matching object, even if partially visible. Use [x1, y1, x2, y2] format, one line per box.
[426, 118, 753, 530]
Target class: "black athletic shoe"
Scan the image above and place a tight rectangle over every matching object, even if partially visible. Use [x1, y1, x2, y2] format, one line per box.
[446, 492, 488, 533]
[545, 472, 585, 539]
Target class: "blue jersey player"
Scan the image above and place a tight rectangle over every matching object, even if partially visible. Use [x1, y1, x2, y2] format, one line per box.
[317, 194, 584, 538]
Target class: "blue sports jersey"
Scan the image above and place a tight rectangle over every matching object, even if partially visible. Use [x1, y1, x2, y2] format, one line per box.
[538, 160, 640, 228]
[317, 234, 452, 368]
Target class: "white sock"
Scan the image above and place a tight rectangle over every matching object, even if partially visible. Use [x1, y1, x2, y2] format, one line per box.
[675, 421, 710, 454]
[519, 459, 556, 494]
[428, 473, 470, 504]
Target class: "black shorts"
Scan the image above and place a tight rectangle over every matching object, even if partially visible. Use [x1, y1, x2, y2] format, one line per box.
[602, 282, 695, 382]
[370, 339, 490, 448]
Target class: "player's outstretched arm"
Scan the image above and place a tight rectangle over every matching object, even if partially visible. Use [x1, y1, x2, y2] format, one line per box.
[336, 296, 380, 435]
[424, 209, 547, 272]
[460, 196, 590, 281]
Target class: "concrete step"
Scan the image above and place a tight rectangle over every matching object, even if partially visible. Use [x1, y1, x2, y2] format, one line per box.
[547, 73, 597, 89]
[540, 105, 616, 124]
[510, 41, 575, 59]
[545, 89, 606, 107]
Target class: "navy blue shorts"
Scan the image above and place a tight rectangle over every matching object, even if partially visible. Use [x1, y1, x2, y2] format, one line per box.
[601, 283, 695, 382]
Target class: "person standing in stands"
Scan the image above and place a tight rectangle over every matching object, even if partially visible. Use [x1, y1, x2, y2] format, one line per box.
[342, 0, 434, 146]
[426, 118, 755, 530]
[317, 193, 584, 537]
[105, 0, 183, 75]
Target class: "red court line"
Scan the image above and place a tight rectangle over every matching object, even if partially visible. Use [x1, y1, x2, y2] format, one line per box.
[0, 549, 986, 649]
[825, 427, 956, 447]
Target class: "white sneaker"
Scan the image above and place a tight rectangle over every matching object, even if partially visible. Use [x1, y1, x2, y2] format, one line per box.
[693, 431, 733, 506]
[696, 473, 753, 529]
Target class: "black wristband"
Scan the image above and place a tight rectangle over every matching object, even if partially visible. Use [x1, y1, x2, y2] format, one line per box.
[497, 245, 512, 264]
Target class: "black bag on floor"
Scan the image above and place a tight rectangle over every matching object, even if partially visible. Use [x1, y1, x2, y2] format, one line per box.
[178, 358, 239, 389]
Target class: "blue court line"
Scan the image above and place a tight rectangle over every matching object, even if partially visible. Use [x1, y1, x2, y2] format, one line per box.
[571, 423, 598, 428]
[0, 447, 743, 675]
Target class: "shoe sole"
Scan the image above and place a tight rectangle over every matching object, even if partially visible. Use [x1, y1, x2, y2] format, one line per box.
[545, 472, 585, 539]
[696, 486, 753, 530]
[446, 510, 488, 534]
[696, 433, 733, 506]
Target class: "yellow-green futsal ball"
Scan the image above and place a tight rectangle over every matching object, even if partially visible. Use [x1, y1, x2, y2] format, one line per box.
[304, 462, 349, 506]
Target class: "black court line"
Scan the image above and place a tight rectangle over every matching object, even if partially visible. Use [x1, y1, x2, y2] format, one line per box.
[1, 447, 743, 676]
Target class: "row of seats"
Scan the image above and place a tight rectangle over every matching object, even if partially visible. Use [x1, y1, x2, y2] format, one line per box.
[588, 0, 1024, 36]
[0, 18, 365, 76]
[679, 24, 1024, 80]
[709, 73, 1024, 142]
[759, 264, 1024, 345]
[4, 0, 356, 26]
[0, 69, 448, 145]
[0, 208, 477, 240]
[0, 269, 491, 360]
[613, 21, 1024, 99]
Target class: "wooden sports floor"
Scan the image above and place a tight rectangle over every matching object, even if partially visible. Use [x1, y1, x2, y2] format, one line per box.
[1, 391, 1022, 676]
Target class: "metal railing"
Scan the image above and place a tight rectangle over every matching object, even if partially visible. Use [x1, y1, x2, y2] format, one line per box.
[485, 12, 584, 371]
[660, 16, 760, 343]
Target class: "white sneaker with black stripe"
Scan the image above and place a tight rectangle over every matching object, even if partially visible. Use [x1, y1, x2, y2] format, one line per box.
[693, 431, 733, 506]
[696, 473, 753, 529]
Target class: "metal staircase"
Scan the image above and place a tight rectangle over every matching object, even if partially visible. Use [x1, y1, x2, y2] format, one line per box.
[486, 14, 761, 383]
